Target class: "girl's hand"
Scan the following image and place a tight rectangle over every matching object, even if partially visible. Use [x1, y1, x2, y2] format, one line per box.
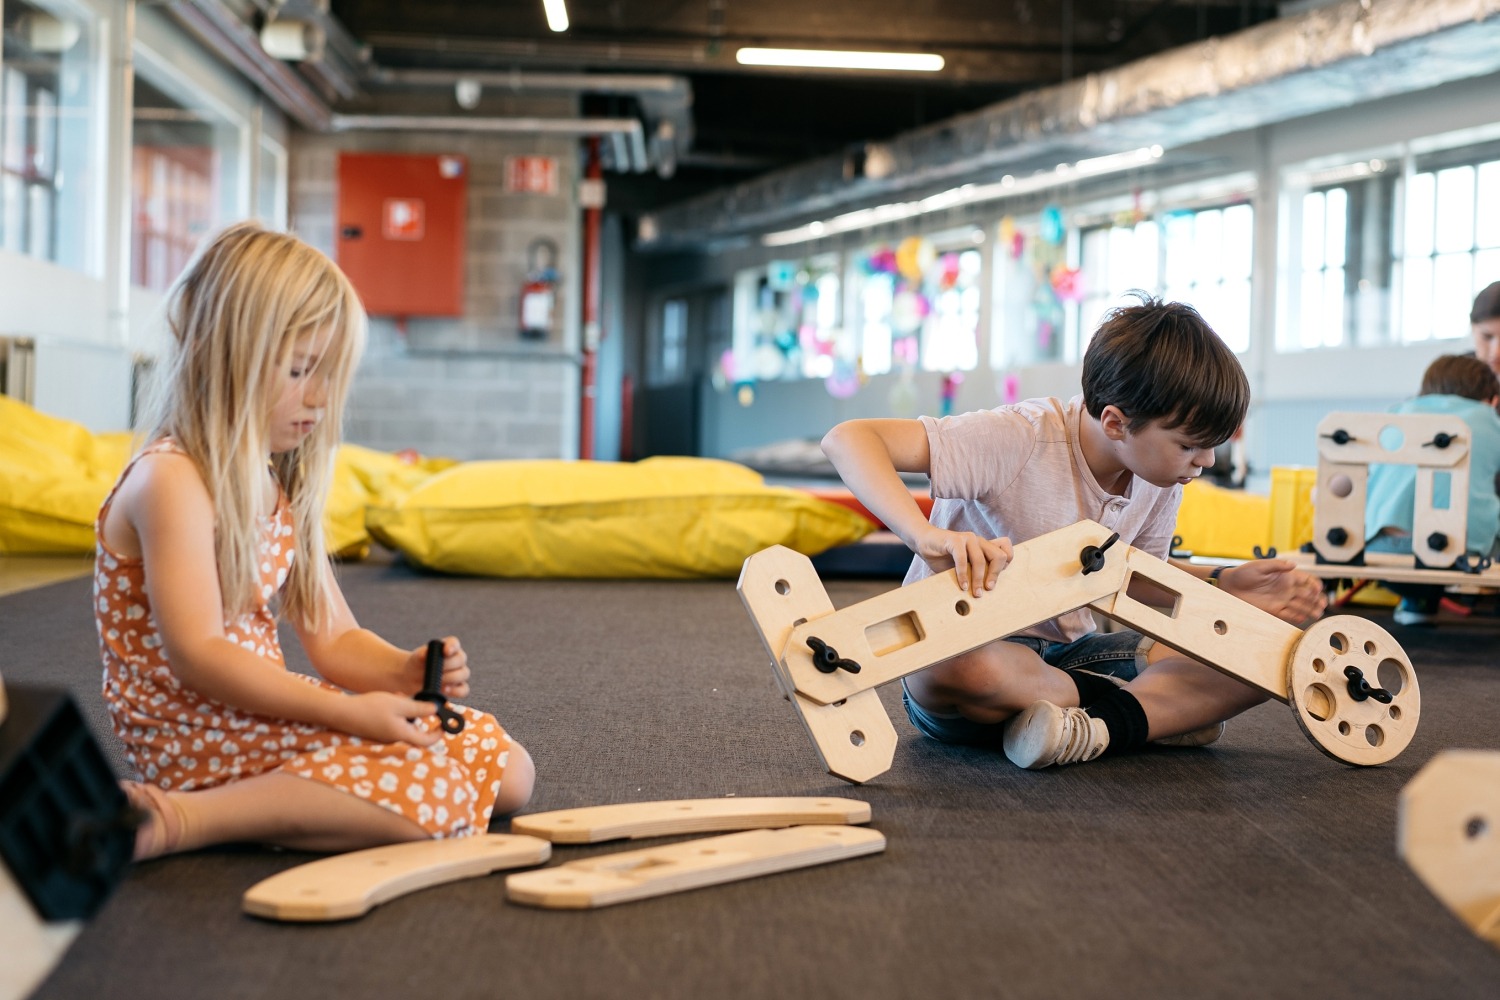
[405, 637, 471, 700]
[339, 691, 442, 747]
[913, 526, 1013, 597]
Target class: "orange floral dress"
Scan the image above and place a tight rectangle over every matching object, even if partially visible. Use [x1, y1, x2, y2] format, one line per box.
[95, 440, 514, 838]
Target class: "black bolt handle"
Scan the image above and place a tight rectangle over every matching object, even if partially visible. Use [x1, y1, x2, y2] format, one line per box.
[1343, 665, 1393, 704]
[1253, 545, 1277, 559]
[1422, 432, 1460, 449]
[1079, 532, 1120, 575]
[806, 636, 862, 674]
[417, 638, 466, 734]
[1456, 552, 1493, 574]
[1321, 429, 1355, 445]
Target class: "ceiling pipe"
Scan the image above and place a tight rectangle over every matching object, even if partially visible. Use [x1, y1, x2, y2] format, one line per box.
[367, 67, 692, 175]
[641, 0, 1500, 249]
[165, 0, 332, 131]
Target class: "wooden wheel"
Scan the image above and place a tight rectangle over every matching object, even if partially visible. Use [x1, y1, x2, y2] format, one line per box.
[1286, 615, 1419, 766]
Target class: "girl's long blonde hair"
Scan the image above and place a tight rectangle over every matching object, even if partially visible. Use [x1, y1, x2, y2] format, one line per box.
[142, 221, 366, 630]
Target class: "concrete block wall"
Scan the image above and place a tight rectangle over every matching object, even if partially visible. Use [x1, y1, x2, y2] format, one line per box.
[288, 104, 582, 461]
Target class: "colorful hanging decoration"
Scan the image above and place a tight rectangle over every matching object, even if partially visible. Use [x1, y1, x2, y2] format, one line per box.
[1049, 264, 1084, 303]
[939, 371, 964, 417]
[1001, 372, 1021, 405]
[1039, 204, 1066, 245]
[895, 236, 936, 281]
[863, 246, 899, 275]
[825, 358, 863, 400]
[939, 252, 961, 290]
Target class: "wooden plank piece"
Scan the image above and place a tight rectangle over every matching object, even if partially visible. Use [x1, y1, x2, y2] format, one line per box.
[505, 825, 886, 909]
[738, 546, 898, 784]
[1284, 550, 1500, 589]
[782, 519, 1127, 706]
[1398, 750, 1500, 948]
[512, 796, 872, 843]
[242, 833, 552, 922]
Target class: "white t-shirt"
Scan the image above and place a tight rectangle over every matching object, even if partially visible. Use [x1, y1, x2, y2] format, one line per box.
[905, 395, 1182, 642]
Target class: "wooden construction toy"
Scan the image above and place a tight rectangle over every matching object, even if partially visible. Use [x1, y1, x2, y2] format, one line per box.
[242, 833, 551, 922]
[1285, 411, 1500, 590]
[512, 796, 871, 843]
[739, 519, 1421, 784]
[505, 825, 885, 909]
[1398, 750, 1500, 949]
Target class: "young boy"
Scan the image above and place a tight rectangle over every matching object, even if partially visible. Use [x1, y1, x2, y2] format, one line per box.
[821, 295, 1326, 769]
[1366, 353, 1500, 625]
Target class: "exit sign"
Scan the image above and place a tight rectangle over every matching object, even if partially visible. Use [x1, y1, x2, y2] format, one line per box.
[505, 156, 559, 195]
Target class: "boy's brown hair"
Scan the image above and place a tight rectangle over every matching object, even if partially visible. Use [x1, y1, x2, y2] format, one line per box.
[1419, 353, 1499, 401]
[1471, 281, 1500, 323]
[1081, 292, 1249, 447]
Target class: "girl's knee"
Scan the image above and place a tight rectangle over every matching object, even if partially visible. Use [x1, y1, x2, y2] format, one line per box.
[493, 742, 535, 816]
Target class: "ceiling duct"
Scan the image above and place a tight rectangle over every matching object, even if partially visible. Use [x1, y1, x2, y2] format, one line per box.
[641, 0, 1500, 250]
[368, 68, 692, 176]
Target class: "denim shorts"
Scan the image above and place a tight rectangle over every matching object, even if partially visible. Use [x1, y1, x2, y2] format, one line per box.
[900, 630, 1154, 747]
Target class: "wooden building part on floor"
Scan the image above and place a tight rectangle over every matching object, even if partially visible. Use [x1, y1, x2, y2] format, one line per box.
[1398, 750, 1500, 949]
[512, 796, 871, 843]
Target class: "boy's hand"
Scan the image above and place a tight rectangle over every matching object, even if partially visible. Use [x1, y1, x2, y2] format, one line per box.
[340, 692, 442, 747]
[914, 526, 1013, 597]
[405, 637, 471, 700]
[1219, 559, 1327, 626]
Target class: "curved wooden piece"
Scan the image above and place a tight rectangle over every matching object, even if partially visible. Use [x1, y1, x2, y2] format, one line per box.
[505, 825, 886, 909]
[1285, 616, 1418, 766]
[1398, 750, 1500, 947]
[511, 796, 872, 843]
[242, 834, 552, 922]
[737, 546, 898, 784]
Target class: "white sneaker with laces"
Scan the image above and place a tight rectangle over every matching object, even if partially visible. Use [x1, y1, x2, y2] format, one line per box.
[1003, 701, 1109, 769]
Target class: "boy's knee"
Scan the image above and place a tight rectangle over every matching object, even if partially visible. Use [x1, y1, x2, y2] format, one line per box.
[493, 742, 535, 816]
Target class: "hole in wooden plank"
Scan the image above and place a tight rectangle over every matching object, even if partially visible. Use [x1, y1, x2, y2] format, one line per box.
[1303, 683, 1335, 721]
[775, 579, 790, 595]
[849, 730, 866, 747]
[1213, 620, 1227, 635]
[1431, 470, 1452, 510]
[1466, 816, 1488, 840]
[1364, 724, 1384, 747]
[1123, 571, 1181, 619]
[865, 611, 925, 656]
[1328, 473, 1354, 499]
[1376, 657, 1406, 696]
[1378, 425, 1405, 451]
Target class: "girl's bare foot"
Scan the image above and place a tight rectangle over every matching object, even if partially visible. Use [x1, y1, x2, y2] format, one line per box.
[121, 780, 184, 860]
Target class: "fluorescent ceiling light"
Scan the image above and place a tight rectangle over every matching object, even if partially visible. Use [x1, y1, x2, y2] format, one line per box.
[542, 0, 569, 33]
[760, 145, 1165, 247]
[736, 48, 944, 72]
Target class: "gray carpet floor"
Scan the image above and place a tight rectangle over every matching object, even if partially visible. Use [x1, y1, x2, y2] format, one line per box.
[4, 552, 1499, 999]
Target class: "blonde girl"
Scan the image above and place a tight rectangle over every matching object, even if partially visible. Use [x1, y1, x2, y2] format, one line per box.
[96, 222, 534, 860]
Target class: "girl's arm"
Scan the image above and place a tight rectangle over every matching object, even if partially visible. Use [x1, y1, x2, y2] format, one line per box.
[126, 453, 439, 746]
[294, 567, 471, 700]
[821, 418, 1011, 596]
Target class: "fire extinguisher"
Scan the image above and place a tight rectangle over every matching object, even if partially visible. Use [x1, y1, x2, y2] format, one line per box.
[520, 238, 559, 341]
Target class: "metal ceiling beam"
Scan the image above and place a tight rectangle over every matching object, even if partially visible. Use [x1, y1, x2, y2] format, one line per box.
[640, 0, 1500, 250]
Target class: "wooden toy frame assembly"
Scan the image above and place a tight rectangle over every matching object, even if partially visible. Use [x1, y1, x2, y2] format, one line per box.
[739, 518, 1421, 784]
[1285, 411, 1500, 591]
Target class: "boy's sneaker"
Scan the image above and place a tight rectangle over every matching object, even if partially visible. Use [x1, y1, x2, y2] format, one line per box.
[1393, 597, 1438, 626]
[1003, 701, 1108, 769]
[1072, 669, 1225, 748]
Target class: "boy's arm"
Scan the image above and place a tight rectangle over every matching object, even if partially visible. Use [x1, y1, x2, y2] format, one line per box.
[822, 418, 1011, 596]
[128, 454, 436, 741]
[1168, 557, 1327, 626]
[294, 567, 471, 700]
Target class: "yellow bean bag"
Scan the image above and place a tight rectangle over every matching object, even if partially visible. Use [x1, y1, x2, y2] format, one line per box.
[0, 396, 127, 554]
[326, 444, 456, 559]
[1173, 478, 1273, 560]
[365, 456, 875, 578]
[0, 396, 443, 559]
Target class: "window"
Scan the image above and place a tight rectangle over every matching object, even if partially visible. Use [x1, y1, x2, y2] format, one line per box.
[130, 64, 243, 291]
[1071, 202, 1253, 356]
[919, 247, 981, 373]
[1399, 150, 1500, 343]
[729, 255, 841, 382]
[1, 0, 97, 271]
[660, 298, 687, 382]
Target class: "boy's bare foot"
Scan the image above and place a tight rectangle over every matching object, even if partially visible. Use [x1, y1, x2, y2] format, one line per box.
[121, 780, 184, 860]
